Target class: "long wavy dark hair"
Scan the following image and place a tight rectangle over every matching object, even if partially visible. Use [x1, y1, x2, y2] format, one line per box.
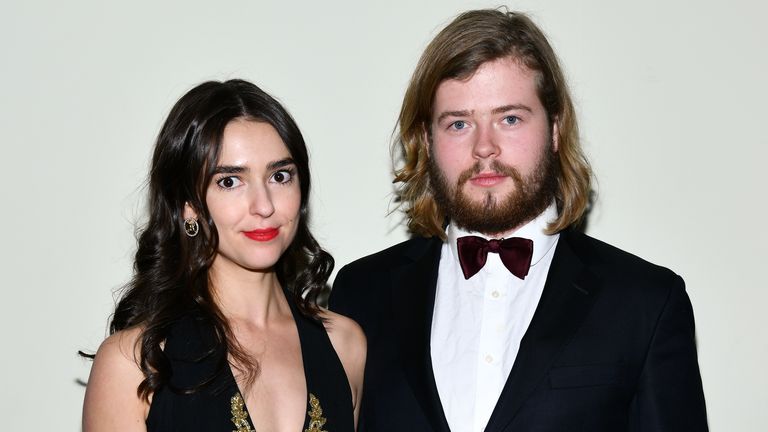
[109, 79, 333, 399]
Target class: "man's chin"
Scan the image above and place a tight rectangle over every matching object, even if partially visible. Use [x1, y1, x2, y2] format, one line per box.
[459, 188, 515, 208]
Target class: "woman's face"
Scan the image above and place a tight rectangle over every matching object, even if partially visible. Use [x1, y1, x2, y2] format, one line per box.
[189, 119, 301, 275]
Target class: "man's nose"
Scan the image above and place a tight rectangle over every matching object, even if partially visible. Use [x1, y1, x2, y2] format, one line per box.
[472, 123, 500, 159]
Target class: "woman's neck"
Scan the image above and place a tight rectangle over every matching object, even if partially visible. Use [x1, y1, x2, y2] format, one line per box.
[208, 257, 291, 327]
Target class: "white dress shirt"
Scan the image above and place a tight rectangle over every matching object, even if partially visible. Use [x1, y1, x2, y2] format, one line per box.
[430, 204, 560, 432]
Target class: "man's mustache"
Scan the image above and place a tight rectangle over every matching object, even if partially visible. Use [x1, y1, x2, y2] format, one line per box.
[456, 160, 522, 187]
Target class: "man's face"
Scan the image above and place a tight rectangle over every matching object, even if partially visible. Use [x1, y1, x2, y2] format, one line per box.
[428, 56, 558, 236]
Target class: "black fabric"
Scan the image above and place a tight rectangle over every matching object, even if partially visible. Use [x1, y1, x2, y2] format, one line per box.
[329, 229, 708, 432]
[146, 298, 354, 432]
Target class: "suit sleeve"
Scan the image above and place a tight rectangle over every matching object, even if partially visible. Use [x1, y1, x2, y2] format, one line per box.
[629, 275, 708, 431]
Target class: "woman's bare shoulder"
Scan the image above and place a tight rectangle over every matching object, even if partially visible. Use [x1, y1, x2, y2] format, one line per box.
[320, 309, 366, 358]
[319, 309, 366, 375]
[82, 327, 149, 431]
[96, 327, 143, 361]
[319, 309, 366, 423]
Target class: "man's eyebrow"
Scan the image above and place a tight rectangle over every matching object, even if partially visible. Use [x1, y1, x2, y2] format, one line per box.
[491, 104, 533, 114]
[436, 110, 472, 123]
[212, 165, 247, 175]
[435, 105, 533, 123]
[267, 157, 295, 170]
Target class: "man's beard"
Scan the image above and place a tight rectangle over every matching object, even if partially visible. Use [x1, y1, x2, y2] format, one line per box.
[428, 147, 559, 236]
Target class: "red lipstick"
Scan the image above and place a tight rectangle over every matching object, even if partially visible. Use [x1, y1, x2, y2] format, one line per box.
[244, 228, 279, 242]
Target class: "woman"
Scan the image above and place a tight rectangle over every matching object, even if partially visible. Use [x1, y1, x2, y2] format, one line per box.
[82, 79, 365, 431]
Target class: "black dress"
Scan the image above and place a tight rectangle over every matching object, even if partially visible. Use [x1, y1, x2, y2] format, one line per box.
[146, 300, 354, 432]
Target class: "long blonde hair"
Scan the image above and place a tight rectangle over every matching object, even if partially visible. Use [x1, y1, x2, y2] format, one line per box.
[393, 9, 592, 238]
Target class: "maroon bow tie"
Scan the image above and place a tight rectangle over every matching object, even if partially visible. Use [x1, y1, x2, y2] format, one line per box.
[456, 236, 534, 280]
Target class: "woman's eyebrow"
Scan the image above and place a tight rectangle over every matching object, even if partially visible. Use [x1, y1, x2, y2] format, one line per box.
[212, 165, 248, 175]
[212, 158, 294, 174]
[267, 158, 295, 170]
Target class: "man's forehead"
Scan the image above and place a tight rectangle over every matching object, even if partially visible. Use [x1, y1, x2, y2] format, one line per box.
[432, 58, 542, 113]
[441, 55, 536, 84]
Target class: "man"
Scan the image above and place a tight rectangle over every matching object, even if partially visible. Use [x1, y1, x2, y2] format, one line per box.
[330, 8, 707, 432]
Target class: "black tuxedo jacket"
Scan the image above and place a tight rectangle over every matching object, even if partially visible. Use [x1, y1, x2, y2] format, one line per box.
[329, 229, 708, 431]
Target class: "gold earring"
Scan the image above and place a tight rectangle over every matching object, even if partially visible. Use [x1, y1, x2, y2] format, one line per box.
[184, 218, 199, 237]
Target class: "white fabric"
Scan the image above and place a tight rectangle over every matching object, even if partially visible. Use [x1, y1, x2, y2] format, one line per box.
[430, 203, 560, 432]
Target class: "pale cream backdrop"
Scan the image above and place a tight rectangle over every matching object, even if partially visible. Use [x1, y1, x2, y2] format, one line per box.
[0, 0, 765, 430]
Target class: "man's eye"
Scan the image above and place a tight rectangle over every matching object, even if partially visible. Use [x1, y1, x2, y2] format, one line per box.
[450, 120, 467, 130]
[216, 176, 242, 189]
[504, 116, 520, 125]
[271, 169, 294, 184]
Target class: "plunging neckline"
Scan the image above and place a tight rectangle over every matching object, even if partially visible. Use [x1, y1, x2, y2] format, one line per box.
[145, 299, 352, 432]
[226, 297, 312, 432]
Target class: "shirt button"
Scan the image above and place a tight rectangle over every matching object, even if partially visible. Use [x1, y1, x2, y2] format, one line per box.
[485, 354, 494, 363]
[491, 290, 500, 298]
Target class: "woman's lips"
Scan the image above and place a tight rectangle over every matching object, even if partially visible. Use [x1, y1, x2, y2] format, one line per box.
[244, 228, 279, 241]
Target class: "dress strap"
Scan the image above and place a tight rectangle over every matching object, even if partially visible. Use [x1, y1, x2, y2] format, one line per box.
[288, 297, 355, 432]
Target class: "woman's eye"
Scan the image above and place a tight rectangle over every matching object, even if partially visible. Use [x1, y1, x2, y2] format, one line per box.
[504, 115, 520, 125]
[270, 169, 293, 184]
[450, 120, 467, 130]
[216, 176, 242, 189]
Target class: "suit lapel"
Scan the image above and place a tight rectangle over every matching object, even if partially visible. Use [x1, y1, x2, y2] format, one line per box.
[485, 230, 602, 432]
[391, 237, 451, 432]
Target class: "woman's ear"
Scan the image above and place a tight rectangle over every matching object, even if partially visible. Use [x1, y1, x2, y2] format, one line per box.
[183, 202, 198, 220]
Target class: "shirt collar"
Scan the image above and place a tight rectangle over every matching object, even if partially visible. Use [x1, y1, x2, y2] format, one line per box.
[446, 201, 560, 268]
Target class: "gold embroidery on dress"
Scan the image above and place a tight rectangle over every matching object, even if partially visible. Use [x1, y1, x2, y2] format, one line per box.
[230, 392, 255, 432]
[304, 393, 328, 432]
